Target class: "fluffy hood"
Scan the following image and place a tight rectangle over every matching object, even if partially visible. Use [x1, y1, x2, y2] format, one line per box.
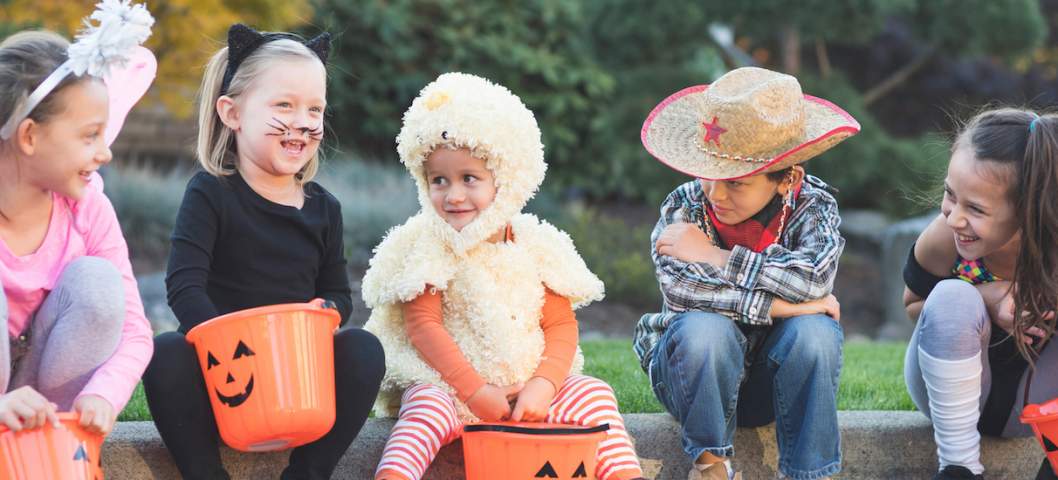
[396, 72, 546, 255]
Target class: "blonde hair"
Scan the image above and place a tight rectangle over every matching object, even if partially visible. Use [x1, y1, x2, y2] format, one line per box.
[0, 31, 91, 144]
[196, 39, 325, 183]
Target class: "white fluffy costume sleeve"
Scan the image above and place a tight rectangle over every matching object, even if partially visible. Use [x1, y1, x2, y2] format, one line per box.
[362, 73, 604, 421]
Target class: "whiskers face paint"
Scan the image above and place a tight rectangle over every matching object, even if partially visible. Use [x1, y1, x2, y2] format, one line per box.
[266, 117, 323, 141]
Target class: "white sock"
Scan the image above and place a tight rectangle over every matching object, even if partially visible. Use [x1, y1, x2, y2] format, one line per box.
[918, 347, 985, 475]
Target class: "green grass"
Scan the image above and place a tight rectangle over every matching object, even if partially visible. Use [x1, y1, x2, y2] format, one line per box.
[117, 340, 914, 422]
[837, 341, 915, 410]
[581, 339, 915, 414]
[118, 383, 150, 422]
[580, 340, 665, 414]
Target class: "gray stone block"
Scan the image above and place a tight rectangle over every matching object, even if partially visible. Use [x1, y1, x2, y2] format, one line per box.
[878, 214, 935, 341]
[839, 209, 892, 251]
[136, 272, 178, 334]
[102, 412, 1042, 479]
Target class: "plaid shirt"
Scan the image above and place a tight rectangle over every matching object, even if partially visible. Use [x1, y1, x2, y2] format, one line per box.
[632, 175, 845, 372]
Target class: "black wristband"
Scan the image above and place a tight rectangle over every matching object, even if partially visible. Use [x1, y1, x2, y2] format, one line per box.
[903, 242, 949, 299]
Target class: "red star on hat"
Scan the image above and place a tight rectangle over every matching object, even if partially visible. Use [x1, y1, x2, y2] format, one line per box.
[702, 116, 726, 147]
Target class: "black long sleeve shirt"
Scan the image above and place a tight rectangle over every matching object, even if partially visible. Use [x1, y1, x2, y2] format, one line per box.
[166, 171, 352, 333]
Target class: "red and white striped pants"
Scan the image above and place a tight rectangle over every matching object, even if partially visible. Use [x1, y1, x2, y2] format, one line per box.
[374, 375, 643, 480]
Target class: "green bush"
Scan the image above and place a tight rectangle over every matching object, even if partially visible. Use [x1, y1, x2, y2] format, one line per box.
[314, 159, 419, 266]
[310, 0, 1041, 219]
[799, 74, 951, 218]
[556, 208, 658, 309]
[313, 0, 613, 179]
[311, 0, 729, 205]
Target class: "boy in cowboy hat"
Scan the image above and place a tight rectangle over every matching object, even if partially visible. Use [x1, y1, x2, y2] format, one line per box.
[633, 67, 860, 480]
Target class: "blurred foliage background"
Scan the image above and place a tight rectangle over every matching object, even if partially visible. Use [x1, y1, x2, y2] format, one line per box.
[4, 0, 1055, 215]
[1, 0, 314, 116]
[308, 0, 1054, 215]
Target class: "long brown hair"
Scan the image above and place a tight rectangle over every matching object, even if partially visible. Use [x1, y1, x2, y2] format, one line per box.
[957, 107, 1058, 363]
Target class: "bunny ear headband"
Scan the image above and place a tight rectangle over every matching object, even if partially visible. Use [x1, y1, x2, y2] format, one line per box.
[0, 0, 156, 145]
[220, 23, 331, 95]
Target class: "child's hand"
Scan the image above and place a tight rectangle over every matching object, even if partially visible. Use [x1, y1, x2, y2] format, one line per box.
[770, 294, 841, 321]
[73, 394, 115, 435]
[510, 377, 556, 422]
[0, 386, 60, 432]
[466, 382, 523, 422]
[982, 281, 1015, 329]
[656, 223, 729, 266]
[991, 291, 1049, 345]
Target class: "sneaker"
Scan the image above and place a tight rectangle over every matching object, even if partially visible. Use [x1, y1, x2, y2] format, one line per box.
[933, 465, 984, 480]
[689, 461, 742, 480]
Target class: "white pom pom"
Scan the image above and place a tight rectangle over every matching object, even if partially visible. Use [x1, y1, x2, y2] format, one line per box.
[0, 0, 155, 140]
[67, 0, 155, 78]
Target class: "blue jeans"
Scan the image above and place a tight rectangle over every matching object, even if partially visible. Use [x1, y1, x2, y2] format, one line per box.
[649, 311, 843, 479]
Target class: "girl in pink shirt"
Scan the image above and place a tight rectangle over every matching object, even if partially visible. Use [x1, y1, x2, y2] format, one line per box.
[0, 6, 154, 436]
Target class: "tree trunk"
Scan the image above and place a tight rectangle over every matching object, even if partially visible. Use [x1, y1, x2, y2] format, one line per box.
[780, 25, 800, 74]
[863, 46, 937, 107]
[815, 38, 832, 79]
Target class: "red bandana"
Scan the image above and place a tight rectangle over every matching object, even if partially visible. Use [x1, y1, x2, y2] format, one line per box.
[705, 183, 802, 253]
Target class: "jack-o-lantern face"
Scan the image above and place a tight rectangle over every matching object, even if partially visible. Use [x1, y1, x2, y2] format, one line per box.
[1045, 433, 1058, 453]
[534, 460, 588, 478]
[206, 340, 256, 408]
[73, 445, 88, 462]
[74, 443, 103, 480]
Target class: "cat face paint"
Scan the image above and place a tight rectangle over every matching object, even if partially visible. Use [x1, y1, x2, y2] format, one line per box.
[230, 57, 327, 180]
[266, 117, 323, 142]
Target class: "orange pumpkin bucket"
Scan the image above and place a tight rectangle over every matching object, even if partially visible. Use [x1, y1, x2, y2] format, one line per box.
[1020, 365, 1058, 477]
[1021, 396, 1058, 476]
[185, 300, 340, 452]
[462, 422, 609, 480]
[0, 413, 104, 480]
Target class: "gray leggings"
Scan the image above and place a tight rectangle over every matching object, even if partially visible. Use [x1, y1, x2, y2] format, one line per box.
[905, 279, 1058, 437]
[0, 256, 125, 410]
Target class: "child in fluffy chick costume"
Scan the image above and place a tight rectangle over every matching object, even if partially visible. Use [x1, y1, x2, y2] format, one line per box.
[363, 72, 646, 480]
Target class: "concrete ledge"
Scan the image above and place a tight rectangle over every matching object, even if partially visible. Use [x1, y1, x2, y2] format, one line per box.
[103, 412, 1041, 479]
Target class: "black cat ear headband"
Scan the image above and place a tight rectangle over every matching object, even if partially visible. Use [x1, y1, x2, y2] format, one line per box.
[220, 23, 331, 96]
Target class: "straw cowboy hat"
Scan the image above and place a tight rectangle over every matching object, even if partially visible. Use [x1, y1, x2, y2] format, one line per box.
[641, 66, 860, 180]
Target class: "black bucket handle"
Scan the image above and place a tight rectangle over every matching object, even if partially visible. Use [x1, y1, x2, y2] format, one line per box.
[463, 423, 610, 435]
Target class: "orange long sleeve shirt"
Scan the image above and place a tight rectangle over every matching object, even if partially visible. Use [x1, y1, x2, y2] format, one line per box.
[403, 287, 579, 402]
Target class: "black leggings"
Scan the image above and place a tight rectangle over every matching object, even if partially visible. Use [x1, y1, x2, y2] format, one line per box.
[1041, 460, 1058, 480]
[142, 327, 385, 480]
